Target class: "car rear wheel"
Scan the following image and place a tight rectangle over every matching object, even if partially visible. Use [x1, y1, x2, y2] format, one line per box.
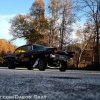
[38, 58, 47, 71]
[7, 58, 15, 69]
[59, 61, 67, 72]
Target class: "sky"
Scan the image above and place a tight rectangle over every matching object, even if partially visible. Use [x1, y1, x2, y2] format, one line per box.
[0, 0, 49, 46]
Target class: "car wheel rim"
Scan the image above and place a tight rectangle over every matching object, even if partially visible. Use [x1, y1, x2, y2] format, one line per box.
[39, 60, 44, 69]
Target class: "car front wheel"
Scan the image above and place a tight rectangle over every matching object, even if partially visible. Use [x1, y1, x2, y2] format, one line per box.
[38, 58, 47, 71]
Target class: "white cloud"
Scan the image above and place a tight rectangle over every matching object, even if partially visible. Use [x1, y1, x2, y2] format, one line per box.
[0, 14, 26, 46]
[0, 15, 14, 39]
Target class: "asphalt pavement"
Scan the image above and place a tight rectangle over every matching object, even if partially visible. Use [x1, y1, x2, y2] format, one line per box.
[0, 67, 100, 100]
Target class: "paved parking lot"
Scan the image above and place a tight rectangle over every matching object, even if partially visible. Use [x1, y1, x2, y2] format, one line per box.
[0, 67, 100, 100]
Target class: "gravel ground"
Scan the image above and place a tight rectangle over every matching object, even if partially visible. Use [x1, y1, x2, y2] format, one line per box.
[0, 67, 100, 100]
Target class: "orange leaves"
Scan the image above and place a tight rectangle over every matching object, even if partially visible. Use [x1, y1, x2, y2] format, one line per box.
[0, 39, 15, 56]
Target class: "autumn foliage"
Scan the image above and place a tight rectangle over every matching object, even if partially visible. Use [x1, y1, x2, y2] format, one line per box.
[0, 39, 16, 56]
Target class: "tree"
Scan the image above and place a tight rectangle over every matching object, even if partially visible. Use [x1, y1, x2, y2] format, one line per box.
[74, 21, 95, 68]
[30, 0, 45, 19]
[75, 0, 100, 69]
[9, 14, 43, 44]
[48, 0, 74, 48]
[10, 0, 49, 45]
[58, 0, 74, 49]
[30, 0, 49, 45]
[47, 0, 60, 47]
[0, 39, 15, 56]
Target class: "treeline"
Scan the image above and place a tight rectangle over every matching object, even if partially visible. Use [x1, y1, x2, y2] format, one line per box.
[0, 39, 16, 62]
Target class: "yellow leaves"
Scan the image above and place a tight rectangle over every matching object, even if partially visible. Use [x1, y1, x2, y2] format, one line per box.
[0, 39, 15, 56]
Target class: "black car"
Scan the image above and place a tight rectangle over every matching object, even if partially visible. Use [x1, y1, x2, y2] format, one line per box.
[3, 44, 75, 72]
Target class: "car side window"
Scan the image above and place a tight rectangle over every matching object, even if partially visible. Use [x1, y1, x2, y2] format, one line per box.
[21, 45, 33, 52]
[33, 45, 46, 51]
[28, 45, 33, 51]
[14, 47, 23, 54]
[14, 45, 45, 54]
[14, 45, 33, 54]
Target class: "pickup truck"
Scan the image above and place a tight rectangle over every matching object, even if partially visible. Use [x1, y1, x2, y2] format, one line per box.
[3, 44, 75, 72]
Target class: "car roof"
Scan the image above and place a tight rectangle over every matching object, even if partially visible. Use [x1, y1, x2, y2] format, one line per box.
[16, 44, 46, 48]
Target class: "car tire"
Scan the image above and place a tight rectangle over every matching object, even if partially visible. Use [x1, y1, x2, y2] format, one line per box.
[59, 61, 67, 72]
[7, 58, 15, 69]
[38, 58, 47, 71]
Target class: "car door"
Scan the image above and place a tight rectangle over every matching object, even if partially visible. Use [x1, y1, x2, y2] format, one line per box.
[14, 45, 30, 65]
[18, 45, 32, 65]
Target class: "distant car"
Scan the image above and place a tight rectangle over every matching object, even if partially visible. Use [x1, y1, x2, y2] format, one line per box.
[3, 44, 75, 71]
